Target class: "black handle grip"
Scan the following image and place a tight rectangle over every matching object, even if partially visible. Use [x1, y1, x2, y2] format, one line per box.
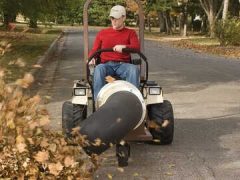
[87, 48, 113, 64]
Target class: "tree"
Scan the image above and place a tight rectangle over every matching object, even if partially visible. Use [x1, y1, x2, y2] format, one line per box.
[19, 0, 56, 28]
[88, 0, 125, 26]
[199, 0, 224, 37]
[177, 0, 189, 37]
[0, 0, 20, 28]
[49, 0, 85, 25]
[66, 0, 85, 25]
[20, 0, 40, 28]
[186, 0, 205, 32]
[229, 0, 240, 17]
[149, 0, 176, 34]
[222, 0, 230, 23]
[144, 1, 158, 32]
[0, 0, 56, 28]
[0, 1, 3, 23]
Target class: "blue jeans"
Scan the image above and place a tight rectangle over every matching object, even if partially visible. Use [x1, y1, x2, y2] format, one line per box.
[93, 61, 140, 100]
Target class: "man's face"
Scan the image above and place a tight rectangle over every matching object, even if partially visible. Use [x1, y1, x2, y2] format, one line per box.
[110, 16, 125, 30]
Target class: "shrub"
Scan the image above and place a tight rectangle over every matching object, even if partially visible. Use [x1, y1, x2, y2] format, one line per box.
[215, 17, 240, 46]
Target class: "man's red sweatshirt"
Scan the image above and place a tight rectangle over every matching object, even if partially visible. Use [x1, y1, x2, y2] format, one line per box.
[89, 27, 140, 63]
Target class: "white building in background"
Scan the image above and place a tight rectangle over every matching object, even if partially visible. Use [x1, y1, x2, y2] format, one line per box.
[16, 14, 27, 23]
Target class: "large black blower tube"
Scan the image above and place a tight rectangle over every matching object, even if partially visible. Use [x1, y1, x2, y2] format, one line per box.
[80, 91, 143, 155]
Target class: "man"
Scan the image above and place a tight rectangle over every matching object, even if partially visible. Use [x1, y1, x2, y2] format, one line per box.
[89, 5, 140, 100]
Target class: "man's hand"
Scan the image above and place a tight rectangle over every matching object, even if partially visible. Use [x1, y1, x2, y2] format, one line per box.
[113, 45, 126, 53]
[89, 58, 96, 65]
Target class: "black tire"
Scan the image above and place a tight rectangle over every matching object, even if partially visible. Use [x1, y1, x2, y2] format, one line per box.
[147, 100, 174, 145]
[116, 143, 130, 167]
[62, 101, 87, 138]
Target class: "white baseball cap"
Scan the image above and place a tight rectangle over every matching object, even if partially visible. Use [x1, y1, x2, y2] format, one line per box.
[109, 5, 126, 19]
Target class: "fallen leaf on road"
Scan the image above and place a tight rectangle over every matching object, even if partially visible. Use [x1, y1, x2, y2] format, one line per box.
[48, 162, 63, 176]
[164, 172, 174, 176]
[32, 64, 42, 68]
[107, 173, 113, 179]
[16, 143, 27, 153]
[168, 163, 176, 168]
[44, 96, 52, 100]
[34, 151, 49, 163]
[39, 116, 50, 127]
[133, 172, 139, 176]
[64, 156, 75, 168]
[117, 167, 124, 173]
[0, 69, 5, 77]
[15, 58, 26, 67]
[40, 138, 49, 148]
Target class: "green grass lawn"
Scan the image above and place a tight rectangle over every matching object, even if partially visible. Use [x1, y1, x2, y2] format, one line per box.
[0, 28, 61, 82]
[144, 30, 220, 45]
[185, 37, 220, 46]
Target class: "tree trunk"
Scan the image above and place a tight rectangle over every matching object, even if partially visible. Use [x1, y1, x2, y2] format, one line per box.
[158, 11, 166, 33]
[222, 0, 230, 23]
[164, 10, 173, 35]
[172, 16, 177, 32]
[3, 13, 16, 30]
[179, 13, 184, 35]
[182, 4, 188, 37]
[3, 14, 10, 28]
[191, 15, 194, 32]
[229, 0, 240, 16]
[29, 19, 38, 28]
[147, 16, 151, 32]
[201, 15, 208, 33]
[208, 7, 215, 38]
[199, 0, 224, 37]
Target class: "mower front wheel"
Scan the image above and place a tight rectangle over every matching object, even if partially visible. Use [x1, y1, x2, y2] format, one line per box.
[62, 101, 87, 138]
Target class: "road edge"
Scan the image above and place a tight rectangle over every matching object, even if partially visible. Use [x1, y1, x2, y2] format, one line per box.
[30, 32, 64, 76]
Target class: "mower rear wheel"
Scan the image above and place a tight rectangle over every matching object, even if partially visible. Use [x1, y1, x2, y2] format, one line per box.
[147, 100, 174, 145]
[62, 101, 87, 138]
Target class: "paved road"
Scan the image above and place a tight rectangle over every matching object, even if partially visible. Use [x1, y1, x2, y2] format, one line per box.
[39, 30, 240, 180]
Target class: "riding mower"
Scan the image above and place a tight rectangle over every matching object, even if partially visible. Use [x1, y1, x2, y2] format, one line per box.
[62, 0, 174, 167]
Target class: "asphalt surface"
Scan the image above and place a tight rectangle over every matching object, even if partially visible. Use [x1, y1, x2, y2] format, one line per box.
[38, 30, 240, 180]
